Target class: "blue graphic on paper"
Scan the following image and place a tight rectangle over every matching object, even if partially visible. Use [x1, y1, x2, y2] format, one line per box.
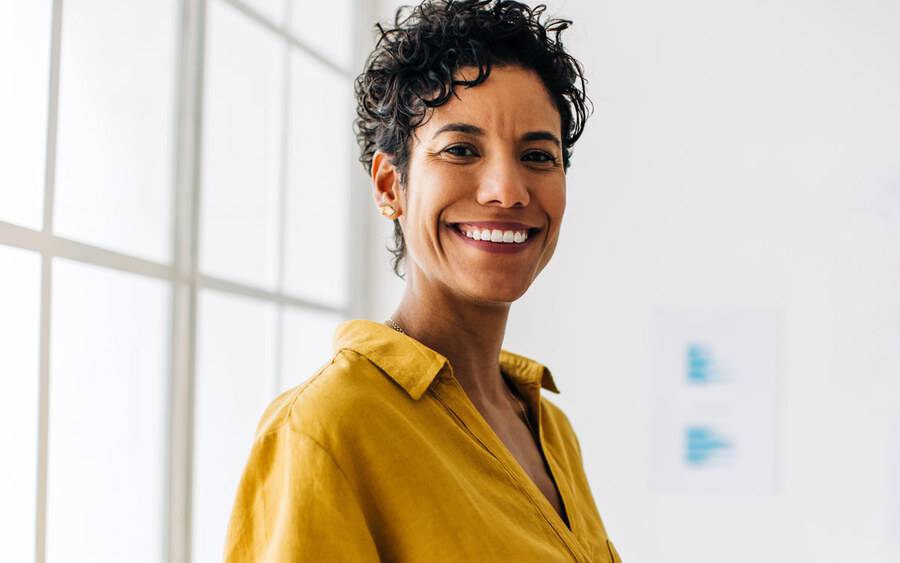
[685, 426, 732, 467]
[685, 342, 719, 384]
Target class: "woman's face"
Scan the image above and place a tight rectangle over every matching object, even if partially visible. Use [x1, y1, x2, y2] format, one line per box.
[384, 65, 566, 304]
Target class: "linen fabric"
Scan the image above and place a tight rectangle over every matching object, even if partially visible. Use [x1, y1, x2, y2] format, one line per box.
[224, 319, 621, 562]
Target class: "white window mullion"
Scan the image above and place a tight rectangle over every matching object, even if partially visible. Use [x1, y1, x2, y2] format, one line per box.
[167, 0, 207, 562]
[346, 0, 370, 320]
[34, 0, 63, 561]
[34, 255, 53, 563]
[273, 0, 292, 398]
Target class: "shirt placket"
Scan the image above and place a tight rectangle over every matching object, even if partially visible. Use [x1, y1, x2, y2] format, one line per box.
[430, 374, 591, 563]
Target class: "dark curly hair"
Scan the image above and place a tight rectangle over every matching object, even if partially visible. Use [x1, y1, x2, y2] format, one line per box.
[354, 0, 591, 277]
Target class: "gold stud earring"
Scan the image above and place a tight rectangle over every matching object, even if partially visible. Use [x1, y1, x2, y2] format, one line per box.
[379, 205, 400, 220]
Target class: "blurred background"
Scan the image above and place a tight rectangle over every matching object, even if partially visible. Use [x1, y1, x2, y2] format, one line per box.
[1, 0, 898, 562]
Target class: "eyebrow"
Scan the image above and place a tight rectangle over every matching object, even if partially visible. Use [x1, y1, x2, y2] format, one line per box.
[432, 122, 485, 138]
[521, 130, 561, 148]
[432, 122, 561, 147]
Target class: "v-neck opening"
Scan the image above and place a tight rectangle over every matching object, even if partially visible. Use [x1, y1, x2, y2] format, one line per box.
[434, 373, 577, 543]
[503, 371, 572, 532]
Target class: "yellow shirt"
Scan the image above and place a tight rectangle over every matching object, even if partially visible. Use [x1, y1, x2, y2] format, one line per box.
[225, 319, 621, 562]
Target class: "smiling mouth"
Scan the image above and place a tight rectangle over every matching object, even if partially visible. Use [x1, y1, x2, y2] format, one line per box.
[448, 223, 541, 250]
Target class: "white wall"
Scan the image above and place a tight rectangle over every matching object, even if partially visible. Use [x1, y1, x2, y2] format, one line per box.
[364, 1, 900, 561]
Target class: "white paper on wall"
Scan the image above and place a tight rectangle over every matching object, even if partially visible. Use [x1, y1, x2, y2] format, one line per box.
[650, 306, 782, 495]
[891, 412, 900, 543]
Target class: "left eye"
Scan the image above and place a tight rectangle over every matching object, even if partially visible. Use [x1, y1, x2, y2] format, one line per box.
[522, 151, 555, 163]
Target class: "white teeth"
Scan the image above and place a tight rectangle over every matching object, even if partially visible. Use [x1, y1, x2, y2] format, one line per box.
[459, 226, 530, 244]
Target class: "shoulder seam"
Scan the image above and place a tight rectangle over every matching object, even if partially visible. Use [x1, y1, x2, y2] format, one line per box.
[293, 428, 356, 491]
[260, 348, 372, 439]
[256, 352, 343, 439]
[290, 426, 372, 530]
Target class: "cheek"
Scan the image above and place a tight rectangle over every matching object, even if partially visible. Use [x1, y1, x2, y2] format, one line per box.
[408, 168, 471, 225]
[538, 183, 566, 266]
[398, 177, 456, 261]
[540, 182, 567, 225]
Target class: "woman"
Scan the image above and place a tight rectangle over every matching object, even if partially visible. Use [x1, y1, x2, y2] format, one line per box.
[225, 1, 620, 561]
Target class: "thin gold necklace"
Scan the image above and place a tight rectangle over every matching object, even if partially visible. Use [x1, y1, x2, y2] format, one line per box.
[505, 378, 538, 438]
[384, 317, 405, 334]
[385, 318, 536, 437]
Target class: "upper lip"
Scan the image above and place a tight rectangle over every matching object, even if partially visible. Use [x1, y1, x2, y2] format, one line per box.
[450, 221, 540, 231]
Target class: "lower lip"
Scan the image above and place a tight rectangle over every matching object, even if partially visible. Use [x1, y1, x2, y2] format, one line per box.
[450, 225, 537, 254]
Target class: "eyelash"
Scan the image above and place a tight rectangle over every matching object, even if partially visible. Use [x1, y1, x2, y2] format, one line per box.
[444, 145, 478, 158]
[443, 145, 558, 165]
[522, 151, 557, 164]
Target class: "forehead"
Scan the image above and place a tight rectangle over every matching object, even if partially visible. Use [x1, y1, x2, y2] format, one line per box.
[415, 66, 561, 139]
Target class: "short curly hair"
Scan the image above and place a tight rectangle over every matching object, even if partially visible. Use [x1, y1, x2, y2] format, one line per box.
[354, 0, 590, 277]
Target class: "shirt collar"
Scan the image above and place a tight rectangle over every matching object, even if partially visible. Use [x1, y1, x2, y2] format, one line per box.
[333, 319, 560, 400]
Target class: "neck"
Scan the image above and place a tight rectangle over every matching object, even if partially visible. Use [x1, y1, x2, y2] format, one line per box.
[390, 273, 512, 407]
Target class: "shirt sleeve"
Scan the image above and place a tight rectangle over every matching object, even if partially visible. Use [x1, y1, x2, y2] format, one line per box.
[224, 425, 381, 562]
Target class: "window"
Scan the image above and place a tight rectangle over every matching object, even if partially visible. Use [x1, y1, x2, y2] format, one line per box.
[0, 1, 363, 562]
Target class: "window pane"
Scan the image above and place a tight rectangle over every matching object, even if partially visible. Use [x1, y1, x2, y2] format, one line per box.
[283, 51, 350, 307]
[54, 0, 177, 263]
[0, 2, 51, 229]
[201, 1, 283, 290]
[0, 246, 41, 563]
[193, 289, 277, 563]
[241, 0, 286, 25]
[290, 0, 353, 69]
[280, 306, 344, 391]
[47, 259, 169, 563]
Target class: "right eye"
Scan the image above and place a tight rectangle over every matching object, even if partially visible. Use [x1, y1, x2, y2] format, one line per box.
[443, 144, 478, 158]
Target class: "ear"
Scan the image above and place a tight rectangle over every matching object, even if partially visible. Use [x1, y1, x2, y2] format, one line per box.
[371, 151, 403, 219]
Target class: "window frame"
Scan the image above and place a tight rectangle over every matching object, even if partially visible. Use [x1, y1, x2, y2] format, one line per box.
[0, 0, 371, 561]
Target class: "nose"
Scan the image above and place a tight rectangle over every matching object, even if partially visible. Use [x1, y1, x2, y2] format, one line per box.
[475, 155, 530, 208]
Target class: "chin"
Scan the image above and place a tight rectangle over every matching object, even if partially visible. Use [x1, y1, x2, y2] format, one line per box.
[454, 273, 534, 305]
